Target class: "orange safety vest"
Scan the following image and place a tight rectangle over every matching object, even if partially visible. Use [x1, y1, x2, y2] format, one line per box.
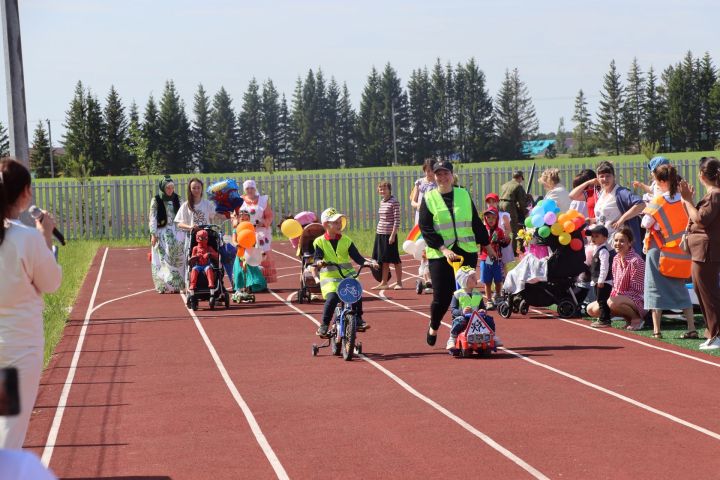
[643, 194, 691, 279]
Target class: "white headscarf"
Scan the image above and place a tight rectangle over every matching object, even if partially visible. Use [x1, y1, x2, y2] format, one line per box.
[455, 266, 476, 289]
[243, 179, 257, 193]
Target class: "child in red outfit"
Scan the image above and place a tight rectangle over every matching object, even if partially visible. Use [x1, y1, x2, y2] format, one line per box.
[189, 229, 219, 293]
[480, 207, 510, 308]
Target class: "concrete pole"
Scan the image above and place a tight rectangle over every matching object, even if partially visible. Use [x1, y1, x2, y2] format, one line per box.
[1, 0, 29, 168]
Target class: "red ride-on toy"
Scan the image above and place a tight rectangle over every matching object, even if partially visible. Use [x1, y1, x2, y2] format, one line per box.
[453, 311, 496, 358]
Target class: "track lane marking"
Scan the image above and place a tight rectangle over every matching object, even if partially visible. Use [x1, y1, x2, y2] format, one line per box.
[42, 247, 109, 467]
[182, 294, 289, 480]
[90, 288, 156, 315]
[267, 288, 549, 480]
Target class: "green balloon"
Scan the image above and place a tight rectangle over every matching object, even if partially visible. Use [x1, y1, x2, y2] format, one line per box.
[524, 216, 534, 228]
[538, 225, 551, 238]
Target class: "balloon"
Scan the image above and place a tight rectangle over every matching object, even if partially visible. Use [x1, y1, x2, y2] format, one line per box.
[570, 238, 584, 251]
[524, 217, 534, 228]
[280, 219, 303, 239]
[557, 213, 568, 225]
[538, 225, 551, 238]
[341, 216, 348, 231]
[402, 240, 416, 255]
[413, 246, 425, 260]
[237, 221, 254, 232]
[236, 246, 245, 258]
[237, 229, 256, 249]
[542, 198, 557, 212]
[567, 209, 579, 219]
[531, 215, 544, 228]
[573, 217, 585, 230]
[415, 238, 427, 252]
[563, 220, 576, 233]
[550, 222, 564, 236]
[535, 200, 544, 210]
[244, 247, 262, 267]
[543, 211, 557, 225]
[558, 232, 571, 245]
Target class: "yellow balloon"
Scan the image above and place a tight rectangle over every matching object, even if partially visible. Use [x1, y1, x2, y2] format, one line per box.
[280, 219, 303, 239]
[341, 216, 348, 231]
[550, 222, 564, 236]
[558, 232, 571, 245]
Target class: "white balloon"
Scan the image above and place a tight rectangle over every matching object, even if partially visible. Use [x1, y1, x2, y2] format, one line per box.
[402, 240, 416, 255]
[415, 238, 426, 251]
[413, 247, 424, 260]
[244, 247, 263, 267]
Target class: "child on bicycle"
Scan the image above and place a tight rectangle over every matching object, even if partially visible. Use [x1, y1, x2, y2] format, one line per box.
[313, 208, 377, 337]
[446, 266, 502, 350]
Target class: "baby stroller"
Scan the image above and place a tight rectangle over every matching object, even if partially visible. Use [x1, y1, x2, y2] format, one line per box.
[185, 225, 231, 311]
[497, 228, 589, 319]
[296, 223, 326, 304]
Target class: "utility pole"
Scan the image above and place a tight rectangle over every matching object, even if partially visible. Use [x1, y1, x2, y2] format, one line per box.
[391, 101, 398, 166]
[1, 0, 29, 168]
[47, 119, 55, 177]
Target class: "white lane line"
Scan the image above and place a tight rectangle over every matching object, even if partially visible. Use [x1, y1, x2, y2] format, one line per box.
[268, 288, 549, 480]
[42, 247, 109, 467]
[90, 288, 156, 315]
[182, 294, 289, 480]
[529, 309, 720, 369]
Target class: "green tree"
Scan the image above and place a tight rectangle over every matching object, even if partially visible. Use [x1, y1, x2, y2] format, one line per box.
[143, 95, 161, 166]
[261, 79, 281, 169]
[380, 63, 410, 165]
[209, 86, 238, 172]
[158, 80, 192, 173]
[596, 60, 625, 155]
[0, 120, 9, 157]
[63, 81, 88, 167]
[103, 85, 129, 174]
[357, 67, 384, 166]
[623, 58, 644, 153]
[191, 84, 213, 173]
[85, 91, 106, 174]
[126, 101, 151, 174]
[324, 78, 341, 167]
[664, 52, 701, 151]
[643, 67, 666, 148]
[555, 117, 568, 154]
[430, 59, 453, 159]
[572, 89, 594, 157]
[494, 68, 538, 160]
[407, 67, 433, 164]
[454, 58, 494, 162]
[290, 76, 308, 169]
[710, 82, 720, 149]
[698, 52, 717, 150]
[30, 120, 51, 178]
[238, 78, 264, 171]
[277, 93, 294, 170]
[337, 83, 358, 168]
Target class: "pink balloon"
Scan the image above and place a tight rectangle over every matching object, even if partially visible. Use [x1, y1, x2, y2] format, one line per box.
[543, 211, 557, 225]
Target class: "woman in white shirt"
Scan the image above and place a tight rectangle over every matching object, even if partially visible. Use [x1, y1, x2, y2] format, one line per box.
[0, 159, 62, 449]
[175, 178, 235, 289]
[538, 168, 571, 212]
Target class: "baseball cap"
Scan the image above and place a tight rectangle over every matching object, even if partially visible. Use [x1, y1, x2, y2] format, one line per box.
[648, 156, 670, 172]
[485, 192, 500, 203]
[483, 206, 499, 216]
[455, 265, 476, 289]
[432, 160, 454, 173]
[586, 224, 608, 237]
[320, 207, 344, 224]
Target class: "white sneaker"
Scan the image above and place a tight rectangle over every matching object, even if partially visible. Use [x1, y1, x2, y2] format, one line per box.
[446, 336, 457, 350]
[494, 336, 504, 347]
[699, 337, 720, 350]
[699, 338, 711, 348]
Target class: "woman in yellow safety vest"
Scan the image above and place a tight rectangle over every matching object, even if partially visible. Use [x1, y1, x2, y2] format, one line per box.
[418, 160, 496, 346]
[641, 164, 697, 339]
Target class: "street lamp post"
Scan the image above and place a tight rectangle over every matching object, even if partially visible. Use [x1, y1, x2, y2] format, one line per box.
[391, 101, 398, 166]
[46, 119, 55, 178]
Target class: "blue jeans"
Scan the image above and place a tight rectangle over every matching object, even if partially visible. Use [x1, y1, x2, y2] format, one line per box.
[219, 243, 236, 286]
[451, 312, 496, 336]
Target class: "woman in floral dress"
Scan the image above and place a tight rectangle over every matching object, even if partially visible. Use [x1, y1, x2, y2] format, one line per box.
[149, 176, 185, 293]
[238, 179, 276, 283]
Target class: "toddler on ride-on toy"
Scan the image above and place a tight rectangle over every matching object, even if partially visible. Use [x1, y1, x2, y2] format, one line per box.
[446, 266, 503, 354]
[189, 229, 219, 296]
[313, 208, 377, 338]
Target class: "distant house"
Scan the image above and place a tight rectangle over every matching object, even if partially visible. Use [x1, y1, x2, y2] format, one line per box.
[521, 139, 556, 157]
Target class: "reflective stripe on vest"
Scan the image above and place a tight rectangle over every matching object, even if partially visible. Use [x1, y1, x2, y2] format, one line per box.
[454, 288, 484, 311]
[424, 187, 478, 259]
[643, 195, 691, 278]
[313, 235, 355, 297]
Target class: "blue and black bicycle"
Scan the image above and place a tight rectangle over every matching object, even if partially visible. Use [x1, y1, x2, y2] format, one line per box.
[311, 262, 373, 361]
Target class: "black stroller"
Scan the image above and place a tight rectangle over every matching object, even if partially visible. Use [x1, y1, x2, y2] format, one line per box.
[296, 223, 326, 304]
[185, 225, 231, 311]
[497, 228, 589, 319]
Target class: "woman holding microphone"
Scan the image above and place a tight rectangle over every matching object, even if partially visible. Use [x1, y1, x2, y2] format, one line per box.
[0, 158, 62, 448]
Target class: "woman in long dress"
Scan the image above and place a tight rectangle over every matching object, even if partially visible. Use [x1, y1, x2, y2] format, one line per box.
[149, 176, 185, 293]
[238, 179, 276, 283]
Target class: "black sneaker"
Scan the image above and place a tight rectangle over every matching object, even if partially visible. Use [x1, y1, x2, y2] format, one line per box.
[356, 318, 369, 331]
[316, 324, 329, 337]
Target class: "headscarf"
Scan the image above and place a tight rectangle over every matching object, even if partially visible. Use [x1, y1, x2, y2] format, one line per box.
[455, 266, 476, 289]
[158, 175, 175, 201]
[243, 179, 258, 194]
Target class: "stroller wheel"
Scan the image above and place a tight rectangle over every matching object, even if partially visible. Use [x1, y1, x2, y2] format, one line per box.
[298, 289, 304, 304]
[209, 296, 216, 310]
[519, 300, 529, 316]
[557, 299, 576, 319]
[498, 301, 512, 319]
[224, 292, 230, 309]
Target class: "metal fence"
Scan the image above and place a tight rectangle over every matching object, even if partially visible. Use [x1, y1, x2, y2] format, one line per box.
[32, 160, 702, 241]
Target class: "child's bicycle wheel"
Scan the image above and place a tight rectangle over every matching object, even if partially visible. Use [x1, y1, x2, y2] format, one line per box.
[342, 313, 356, 361]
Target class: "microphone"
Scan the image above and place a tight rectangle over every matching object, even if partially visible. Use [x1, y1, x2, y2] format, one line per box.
[29, 206, 65, 246]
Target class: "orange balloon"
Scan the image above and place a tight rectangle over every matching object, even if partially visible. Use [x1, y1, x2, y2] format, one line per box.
[236, 246, 246, 258]
[237, 229, 256, 249]
[237, 221, 254, 232]
[563, 220, 576, 233]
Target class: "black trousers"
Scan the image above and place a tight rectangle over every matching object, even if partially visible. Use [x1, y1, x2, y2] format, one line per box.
[595, 283, 613, 322]
[428, 248, 478, 331]
[322, 292, 363, 326]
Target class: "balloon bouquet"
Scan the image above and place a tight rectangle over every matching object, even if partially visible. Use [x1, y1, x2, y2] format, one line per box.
[206, 179, 244, 216]
[517, 198, 587, 258]
[232, 220, 266, 303]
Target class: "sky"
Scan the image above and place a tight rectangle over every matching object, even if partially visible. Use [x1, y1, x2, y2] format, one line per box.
[2, 0, 719, 145]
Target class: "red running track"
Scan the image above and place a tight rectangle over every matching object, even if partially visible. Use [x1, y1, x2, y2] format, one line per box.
[26, 244, 720, 479]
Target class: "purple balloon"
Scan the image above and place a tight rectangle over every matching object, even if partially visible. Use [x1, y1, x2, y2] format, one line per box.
[544, 211, 557, 225]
